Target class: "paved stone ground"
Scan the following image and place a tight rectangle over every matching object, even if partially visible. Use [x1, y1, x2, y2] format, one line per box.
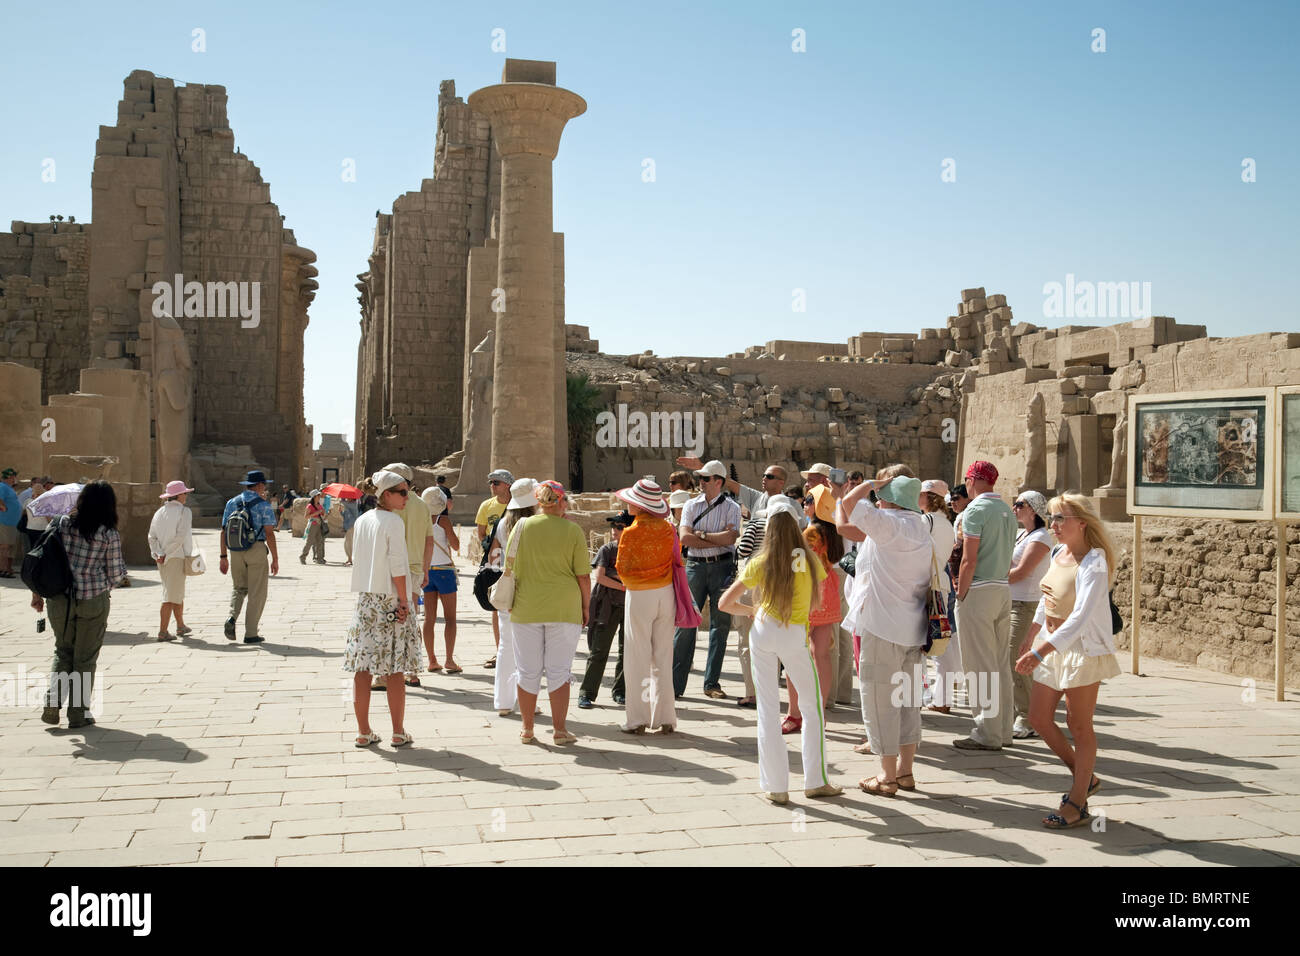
[1, 527, 1297, 867]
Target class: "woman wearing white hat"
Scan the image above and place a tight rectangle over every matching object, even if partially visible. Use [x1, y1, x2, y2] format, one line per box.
[614, 478, 679, 734]
[1008, 489, 1052, 738]
[344, 470, 424, 748]
[486, 478, 537, 717]
[148, 480, 196, 642]
[420, 485, 461, 675]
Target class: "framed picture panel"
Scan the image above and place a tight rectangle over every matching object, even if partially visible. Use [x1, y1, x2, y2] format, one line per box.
[1278, 385, 1300, 521]
[1128, 389, 1275, 520]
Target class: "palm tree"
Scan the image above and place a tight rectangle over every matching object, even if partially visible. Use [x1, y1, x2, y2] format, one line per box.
[567, 372, 604, 491]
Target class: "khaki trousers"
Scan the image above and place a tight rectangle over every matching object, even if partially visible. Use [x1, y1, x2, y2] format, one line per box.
[344, 526, 354, 562]
[229, 542, 269, 637]
[1008, 600, 1037, 722]
[956, 584, 1013, 748]
[623, 585, 677, 731]
[46, 591, 110, 719]
[735, 598, 756, 699]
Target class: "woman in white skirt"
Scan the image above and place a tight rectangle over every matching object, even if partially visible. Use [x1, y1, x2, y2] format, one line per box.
[1015, 493, 1121, 829]
[345, 469, 424, 748]
[487, 478, 536, 716]
[719, 498, 843, 804]
[147, 480, 195, 642]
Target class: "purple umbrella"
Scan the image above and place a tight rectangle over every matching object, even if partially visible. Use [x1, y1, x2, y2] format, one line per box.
[27, 483, 84, 518]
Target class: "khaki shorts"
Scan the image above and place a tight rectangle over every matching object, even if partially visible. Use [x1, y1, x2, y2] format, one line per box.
[160, 555, 186, 604]
[0, 523, 17, 548]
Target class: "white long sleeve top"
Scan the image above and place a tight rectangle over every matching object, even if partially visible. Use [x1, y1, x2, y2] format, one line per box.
[349, 509, 409, 594]
[148, 500, 194, 560]
[1033, 548, 1117, 656]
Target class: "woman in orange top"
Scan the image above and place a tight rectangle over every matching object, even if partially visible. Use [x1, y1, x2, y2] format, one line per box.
[614, 478, 678, 734]
[785, 485, 844, 733]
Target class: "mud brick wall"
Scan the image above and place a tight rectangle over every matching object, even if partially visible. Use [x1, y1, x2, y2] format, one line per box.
[0, 222, 91, 400]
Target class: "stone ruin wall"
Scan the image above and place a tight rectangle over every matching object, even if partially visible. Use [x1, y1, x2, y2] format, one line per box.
[0, 222, 91, 401]
[355, 80, 500, 473]
[0, 70, 316, 508]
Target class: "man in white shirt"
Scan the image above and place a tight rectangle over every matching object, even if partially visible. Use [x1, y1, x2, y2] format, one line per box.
[672, 459, 743, 699]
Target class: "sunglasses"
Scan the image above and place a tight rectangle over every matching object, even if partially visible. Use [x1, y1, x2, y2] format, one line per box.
[802, 496, 814, 506]
[1013, 501, 1028, 509]
[763, 473, 782, 481]
[1048, 513, 1074, 525]
[385, 488, 409, 497]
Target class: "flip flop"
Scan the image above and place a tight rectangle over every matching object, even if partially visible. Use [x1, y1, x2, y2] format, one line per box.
[427, 664, 443, 673]
[444, 665, 464, 674]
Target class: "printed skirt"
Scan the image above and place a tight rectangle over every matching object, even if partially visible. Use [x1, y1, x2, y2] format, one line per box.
[343, 591, 425, 676]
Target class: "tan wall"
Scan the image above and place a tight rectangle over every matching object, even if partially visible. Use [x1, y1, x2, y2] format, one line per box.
[0, 363, 43, 477]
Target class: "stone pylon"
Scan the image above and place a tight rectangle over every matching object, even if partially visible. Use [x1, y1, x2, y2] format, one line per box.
[468, 60, 585, 486]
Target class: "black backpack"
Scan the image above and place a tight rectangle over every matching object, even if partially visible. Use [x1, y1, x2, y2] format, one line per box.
[21, 517, 74, 599]
[225, 497, 258, 552]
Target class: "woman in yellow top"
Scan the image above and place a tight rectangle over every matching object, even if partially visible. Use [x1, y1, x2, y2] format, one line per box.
[614, 478, 679, 734]
[785, 485, 844, 734]
[720, 499, 844, 805]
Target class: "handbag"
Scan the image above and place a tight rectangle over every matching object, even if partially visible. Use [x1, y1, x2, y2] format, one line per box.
[671, 529, 702, 629]
[488, 518, 525, 611]
[922, 540, 952, 658]
[183, 551, 206, 576]
[1109, 589, 1123, 635]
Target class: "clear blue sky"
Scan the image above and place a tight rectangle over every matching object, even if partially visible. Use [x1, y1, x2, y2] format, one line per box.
[4, 0, 1297, 447]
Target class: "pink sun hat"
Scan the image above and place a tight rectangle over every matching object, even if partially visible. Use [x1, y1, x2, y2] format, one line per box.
[160, 480, 195, 499]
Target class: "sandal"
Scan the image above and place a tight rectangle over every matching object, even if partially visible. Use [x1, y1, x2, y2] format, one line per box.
[781, 716, 803, 735]
[520, 729, 535, 744]
[736, 696, 756, 708]
[1043, 797, 1090, 829]
[484, 656, 497, 669]
[391, 733, 414, 747]
[923, 705, 951, 714]
[853, 740, 873, 755]
[858, 775, 899, 797]
[354, 732, 381, 748]
[405, 676, 421, 687]
[176, 625, 193, 636]
[896, 773, 917, 791]
[1063, 777, 1102, 803]
[620, 725, 646, 735]
[157, 631, 176, 642]
[0, 570, 14, 578]
[552, 730, 578, 745]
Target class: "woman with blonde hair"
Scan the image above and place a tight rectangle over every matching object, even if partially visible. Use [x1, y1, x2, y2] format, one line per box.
[720, 498, 842, 804]
[503, 480, 591, 745]
[783, 484, 842, 734]
[1015, 492, 1120, 829]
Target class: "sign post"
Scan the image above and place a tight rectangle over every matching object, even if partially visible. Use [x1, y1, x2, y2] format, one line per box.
[1131, 514, 1142, 675]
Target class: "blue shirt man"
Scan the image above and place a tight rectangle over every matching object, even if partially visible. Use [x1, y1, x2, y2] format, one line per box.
[219, 471, 279, 643]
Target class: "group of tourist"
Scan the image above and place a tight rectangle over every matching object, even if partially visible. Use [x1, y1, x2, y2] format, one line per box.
[16, 446, 1122, 829]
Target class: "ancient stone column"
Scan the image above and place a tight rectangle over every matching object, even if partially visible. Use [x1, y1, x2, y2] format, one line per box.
[468, 62, 585, 485]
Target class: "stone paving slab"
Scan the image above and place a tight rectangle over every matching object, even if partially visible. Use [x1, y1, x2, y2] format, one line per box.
[1, 527, 1297, 866]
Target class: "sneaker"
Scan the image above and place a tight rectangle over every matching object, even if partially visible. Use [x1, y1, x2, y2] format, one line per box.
[577, 695, 594, 710]
[612, 693, 626, 705]
[243, 635, 265, 644]
[67, 715, 96, 729]
[952, 736, 1002, 752]
[224, 617, 236, 640]
[1013, 718, 1038, 739]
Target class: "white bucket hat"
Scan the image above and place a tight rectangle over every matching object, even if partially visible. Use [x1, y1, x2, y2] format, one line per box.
[372, 470, 405, 494]
[382, 462, 414, 482]
[800, 463, 832, 481]
[507, 478, 538, 510]
[668, 489, 692, 509]
[421, 485, 447, 516]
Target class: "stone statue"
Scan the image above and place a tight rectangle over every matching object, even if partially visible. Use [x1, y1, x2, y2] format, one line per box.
[1102, 409, 1128, 490]
[154, 312, 193, 482]
[451, 329, 495, 498]
[1023, 391, 1047, 492]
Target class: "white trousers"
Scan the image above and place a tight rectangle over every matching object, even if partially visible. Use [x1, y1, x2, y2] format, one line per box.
[511, 621, 581, 696]
[930, 630, 965, 707]
[493, 610, 518, 711]
[751, 612, 829, 793]
[622, 585, 677, 730]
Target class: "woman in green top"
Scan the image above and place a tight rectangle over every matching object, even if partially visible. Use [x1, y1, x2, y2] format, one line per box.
[504, 480, 591, 745]
[719, 500, 843, 805]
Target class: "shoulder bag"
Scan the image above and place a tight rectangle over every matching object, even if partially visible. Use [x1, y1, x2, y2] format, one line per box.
[488, 518, 525, 611]
[922, 533, 953, 658]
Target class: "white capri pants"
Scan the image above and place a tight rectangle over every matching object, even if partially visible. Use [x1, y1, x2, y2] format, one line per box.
[930, 628, 965, 707]
[493, 609, 518, 712]
[858, 630, 923, 757]
[510, 621, 582, 696]
[751, 612, 830, 793]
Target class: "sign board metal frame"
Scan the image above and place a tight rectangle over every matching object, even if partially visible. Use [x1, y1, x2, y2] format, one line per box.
[1127, 388, 1276, 520]
[1276, 385, 1300, 521]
